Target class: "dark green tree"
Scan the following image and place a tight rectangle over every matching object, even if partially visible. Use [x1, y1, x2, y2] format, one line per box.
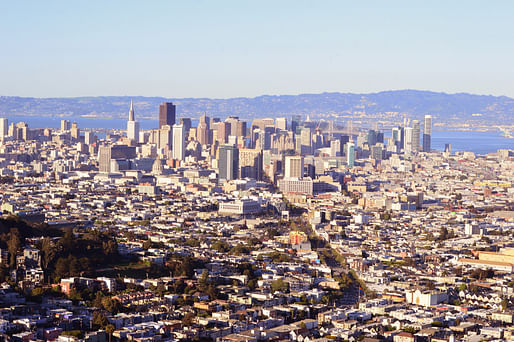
[7, 228, 21, 268]
[40, 237, 56, 270]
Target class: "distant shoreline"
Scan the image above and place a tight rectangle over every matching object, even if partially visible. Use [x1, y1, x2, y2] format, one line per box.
[1, 115, 513, 137]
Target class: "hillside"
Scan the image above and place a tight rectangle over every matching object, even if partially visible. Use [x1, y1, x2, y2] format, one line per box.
[1, 90, 513, 125]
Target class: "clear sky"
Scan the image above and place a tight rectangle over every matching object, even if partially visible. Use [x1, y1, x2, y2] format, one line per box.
[1, 0, 513, 98]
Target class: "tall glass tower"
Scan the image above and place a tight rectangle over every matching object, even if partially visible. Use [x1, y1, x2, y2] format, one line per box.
[346, 142, 355, 168]
[218, 145, 239, 183]
[423, 115, 432, 152]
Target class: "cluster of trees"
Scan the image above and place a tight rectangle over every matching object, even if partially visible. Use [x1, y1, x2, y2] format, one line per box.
[44, 228, 119, 281]
[165, 254, 206, 278]
[470, 268, 494, 280]
[0, 217, 62, 282]
[271, 278, 289, 293]
[238, 262, 259, 290]
[318, 248, 345, 267]
[438, 227, 456, 241]
[210, 240, 253, 256]
[0, 216, 122, 283]
[264, 251, 292, 263]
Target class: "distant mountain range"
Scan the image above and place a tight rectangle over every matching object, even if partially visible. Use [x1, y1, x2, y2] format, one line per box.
[1, 90, 513, 125]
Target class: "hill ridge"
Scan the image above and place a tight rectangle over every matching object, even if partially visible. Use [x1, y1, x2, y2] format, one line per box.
[0, 90, 513, 124]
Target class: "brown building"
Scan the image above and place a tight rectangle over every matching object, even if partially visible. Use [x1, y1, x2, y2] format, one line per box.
[197, 114, 210, 146]
[159, 102, 176, 129]
[239, 148, 263, 180]
[217, 122, 231, 144]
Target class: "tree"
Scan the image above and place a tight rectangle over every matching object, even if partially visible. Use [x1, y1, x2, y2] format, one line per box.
[55, 257, 69, 278]
[92, 311, 109, 329]
[102, 297, 121, 314]
[143, 240, 152, 250]
[211, 240, 230, 253]
[248, 279, 257, 290]
[185, 238, 200, 247]
[271, 278, 289, 293]
[0, 266, 8, 283]
[124, 231, 136, 240]
[7, 228, 21, 268]
[102, 240, 117, 256]
[40, 237, 56, 270]
[105, 324, 115, 342]
[439, 227, 449, 241]
[199, 270, 209, 287]
[59, 228, 74, 253]
[231, 244, 250, 255]
[182, 312, 195, 326]
[92, 291, 105, 308]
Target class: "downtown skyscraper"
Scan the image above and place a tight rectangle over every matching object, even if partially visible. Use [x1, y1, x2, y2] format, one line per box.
[159, 102, 176, 129]
[172, 124, 185, 161]
[127, 100, 140, 143]
[412, 120, 421, 152]
[423, 115, 432, 152]
[218, 145, 239, 183]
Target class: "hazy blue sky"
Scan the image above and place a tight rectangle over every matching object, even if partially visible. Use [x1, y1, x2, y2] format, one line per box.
[1, 1, 513, 98]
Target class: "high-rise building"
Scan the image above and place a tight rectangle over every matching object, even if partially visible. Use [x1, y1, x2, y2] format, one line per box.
[313, 131, 324, 150]
[197, 114, 210, 146]
[276, 118, 287, 131]
[127, 100, 140, 142]
[159, 102, 176, 129]
[284, 156, 304, 179]
[300, 127, 312, 155]
[392, 127, 402, 151]
[291, 115, 301, 134]
[250, 118, 274, 131]
[217, 122, 231, 144]
[225, 117, 246, 138]
[60, 120, 70, 132]
[404, 127, 413, 154]
[239, 148, 263, 180]
[346, 142, 355, 168]
[98, 145, 112, 173]
[70, 122, 80, 141]
[0, 118, 8, 138]
[84, 131, 96, 145]
[367, 129, 378, 146]
[371, 145, 383, 162]
[218, 145, 239, 183]
[234, 121, 246, 138]
[8, 123, 14, 138]
[172, 124, 185, 161]
[159, 125, 172, 151]
[14, 122, 29, 141]
[412, 120, 420, 152]
[98, 145, 136, 173]
[179, 118, 192, 139]
[255, 129, 272, 150]
[423, 115, 432, 152]
[330, 139, 341, 157]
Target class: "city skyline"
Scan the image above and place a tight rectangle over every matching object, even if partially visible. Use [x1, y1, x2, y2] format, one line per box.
[0, 2, 512, 341]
